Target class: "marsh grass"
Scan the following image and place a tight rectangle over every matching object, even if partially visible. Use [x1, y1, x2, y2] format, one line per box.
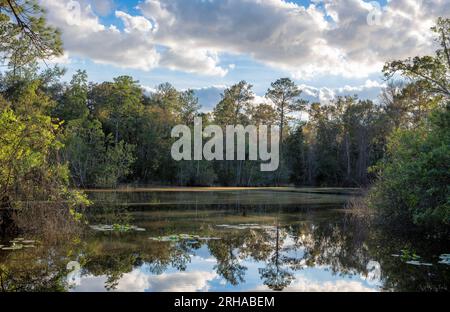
[13, 202, 84, 243]
[344, 191, 370, 212]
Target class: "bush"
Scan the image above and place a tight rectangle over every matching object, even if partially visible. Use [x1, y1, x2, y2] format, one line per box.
[369, 104, 450, 232]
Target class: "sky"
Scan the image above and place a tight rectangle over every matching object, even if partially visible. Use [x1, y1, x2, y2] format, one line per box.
[72, 242, 381, 292]
[40, 0, 449, 110]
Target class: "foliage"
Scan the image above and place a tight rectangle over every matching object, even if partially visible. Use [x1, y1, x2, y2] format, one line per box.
[0, 0, 63, 69]
[370, 17, 450, 232]
[0, 83, 65, 201]
[0, 80, 89, 237]
[63, 117, 135, 188]
[0, 0, 90, 238]
[369, 105, 450, 230]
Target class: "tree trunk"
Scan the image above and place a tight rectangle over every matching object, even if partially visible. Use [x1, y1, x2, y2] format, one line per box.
[345, 134, 351, 182]
[277, 106, 285, 185]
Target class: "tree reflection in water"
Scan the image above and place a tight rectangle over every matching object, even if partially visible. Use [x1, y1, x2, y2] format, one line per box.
[1, 206, 449, 292]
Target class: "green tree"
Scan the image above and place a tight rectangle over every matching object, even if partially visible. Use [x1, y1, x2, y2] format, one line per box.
[214, 81, 254, 126]
[179, 89, 201, 125]
[213, 81, 255, 185]
[285, 124, 307, 185]
[64, 117, 135, 188]
[90, 76, 143, 145]
[54, 70, 89, 122]
[0, 0, 88, 236]
[266, 78, 306, 183]
[370, 105, 450, 231]
[0, 0, 63, 71]
[371, 18, 450, 232]
[0, 82, 89, 236]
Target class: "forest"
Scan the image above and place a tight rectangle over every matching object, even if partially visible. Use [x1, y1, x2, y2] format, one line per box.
[0, 0, 448, 235]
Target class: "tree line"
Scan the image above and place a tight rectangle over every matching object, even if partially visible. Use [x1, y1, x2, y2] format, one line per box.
[14, 65, 437, 189]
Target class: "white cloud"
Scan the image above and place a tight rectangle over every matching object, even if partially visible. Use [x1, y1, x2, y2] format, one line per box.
[72, 269, 217, 292]
[252, 276, 377, 292]
[46, 52, 72, 65]
[137, 0, 448, 78]
[40, 0, 449, 78]
[285, 276, 377, 292]
[40, 0, 226, 75]
[115, 270, 217, 292]
[41, 0, 160, 71]
[299, 79, 386, 103]
[115, 11, 155, 33]
[91, 0, 115, 16]
[159, 48, 228, 77]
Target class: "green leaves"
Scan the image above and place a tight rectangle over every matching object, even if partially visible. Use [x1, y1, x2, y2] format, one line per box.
[63, 117, 135, 188]
[0, 103, 58, 198]
[370, 105, 450, 231]
[370, 19, 450, 234]
[0, 0, 63, 69]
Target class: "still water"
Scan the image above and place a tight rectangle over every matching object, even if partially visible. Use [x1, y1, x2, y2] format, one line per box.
[1, 188, 449, 292]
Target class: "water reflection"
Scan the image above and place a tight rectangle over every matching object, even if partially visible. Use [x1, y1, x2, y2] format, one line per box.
[0, 190, 449, 292]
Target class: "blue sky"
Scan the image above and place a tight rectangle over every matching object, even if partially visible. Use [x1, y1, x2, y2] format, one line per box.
[40, 0, 446, 108]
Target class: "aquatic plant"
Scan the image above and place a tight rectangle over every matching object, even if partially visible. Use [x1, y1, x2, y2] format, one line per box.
[89, 224, 146, 233]
[1, 238, 36, 251]
[149, 234, 221, 242]
[391, 249, 433, 266]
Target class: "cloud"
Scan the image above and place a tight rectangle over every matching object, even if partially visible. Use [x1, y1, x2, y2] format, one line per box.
[114, 270, 217, 292]
[91, 0, 115, 16]
[115, 11, 156, 33]
[40, 0, 449, 78]
[251, 275, 377, 292]
[300, 79, 386, 103]
[137, 0, 448, 78]
[46, 52, 72, 65]
[159, 48, 228, 77]
[40, 0, 226, 75]
[284, 276, 377, 292]
[41, 1, 160, 70]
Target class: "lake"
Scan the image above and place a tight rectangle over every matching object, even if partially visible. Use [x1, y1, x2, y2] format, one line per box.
[1, 188, 449, 292]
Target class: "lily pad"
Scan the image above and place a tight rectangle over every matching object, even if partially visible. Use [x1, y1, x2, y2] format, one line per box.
[150, 236, 173, 242]
[150, 234, 221, 242]
[216, 224, 272, 230]
[90, 225, 113, 232]
[405, 260, 433, 266]
[2, 244, 23, 251]
[198, 237, 221, 241]
[90, 224, 146, 233]
[399, 249, 422, 262]
[1, 238, 36, 252]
